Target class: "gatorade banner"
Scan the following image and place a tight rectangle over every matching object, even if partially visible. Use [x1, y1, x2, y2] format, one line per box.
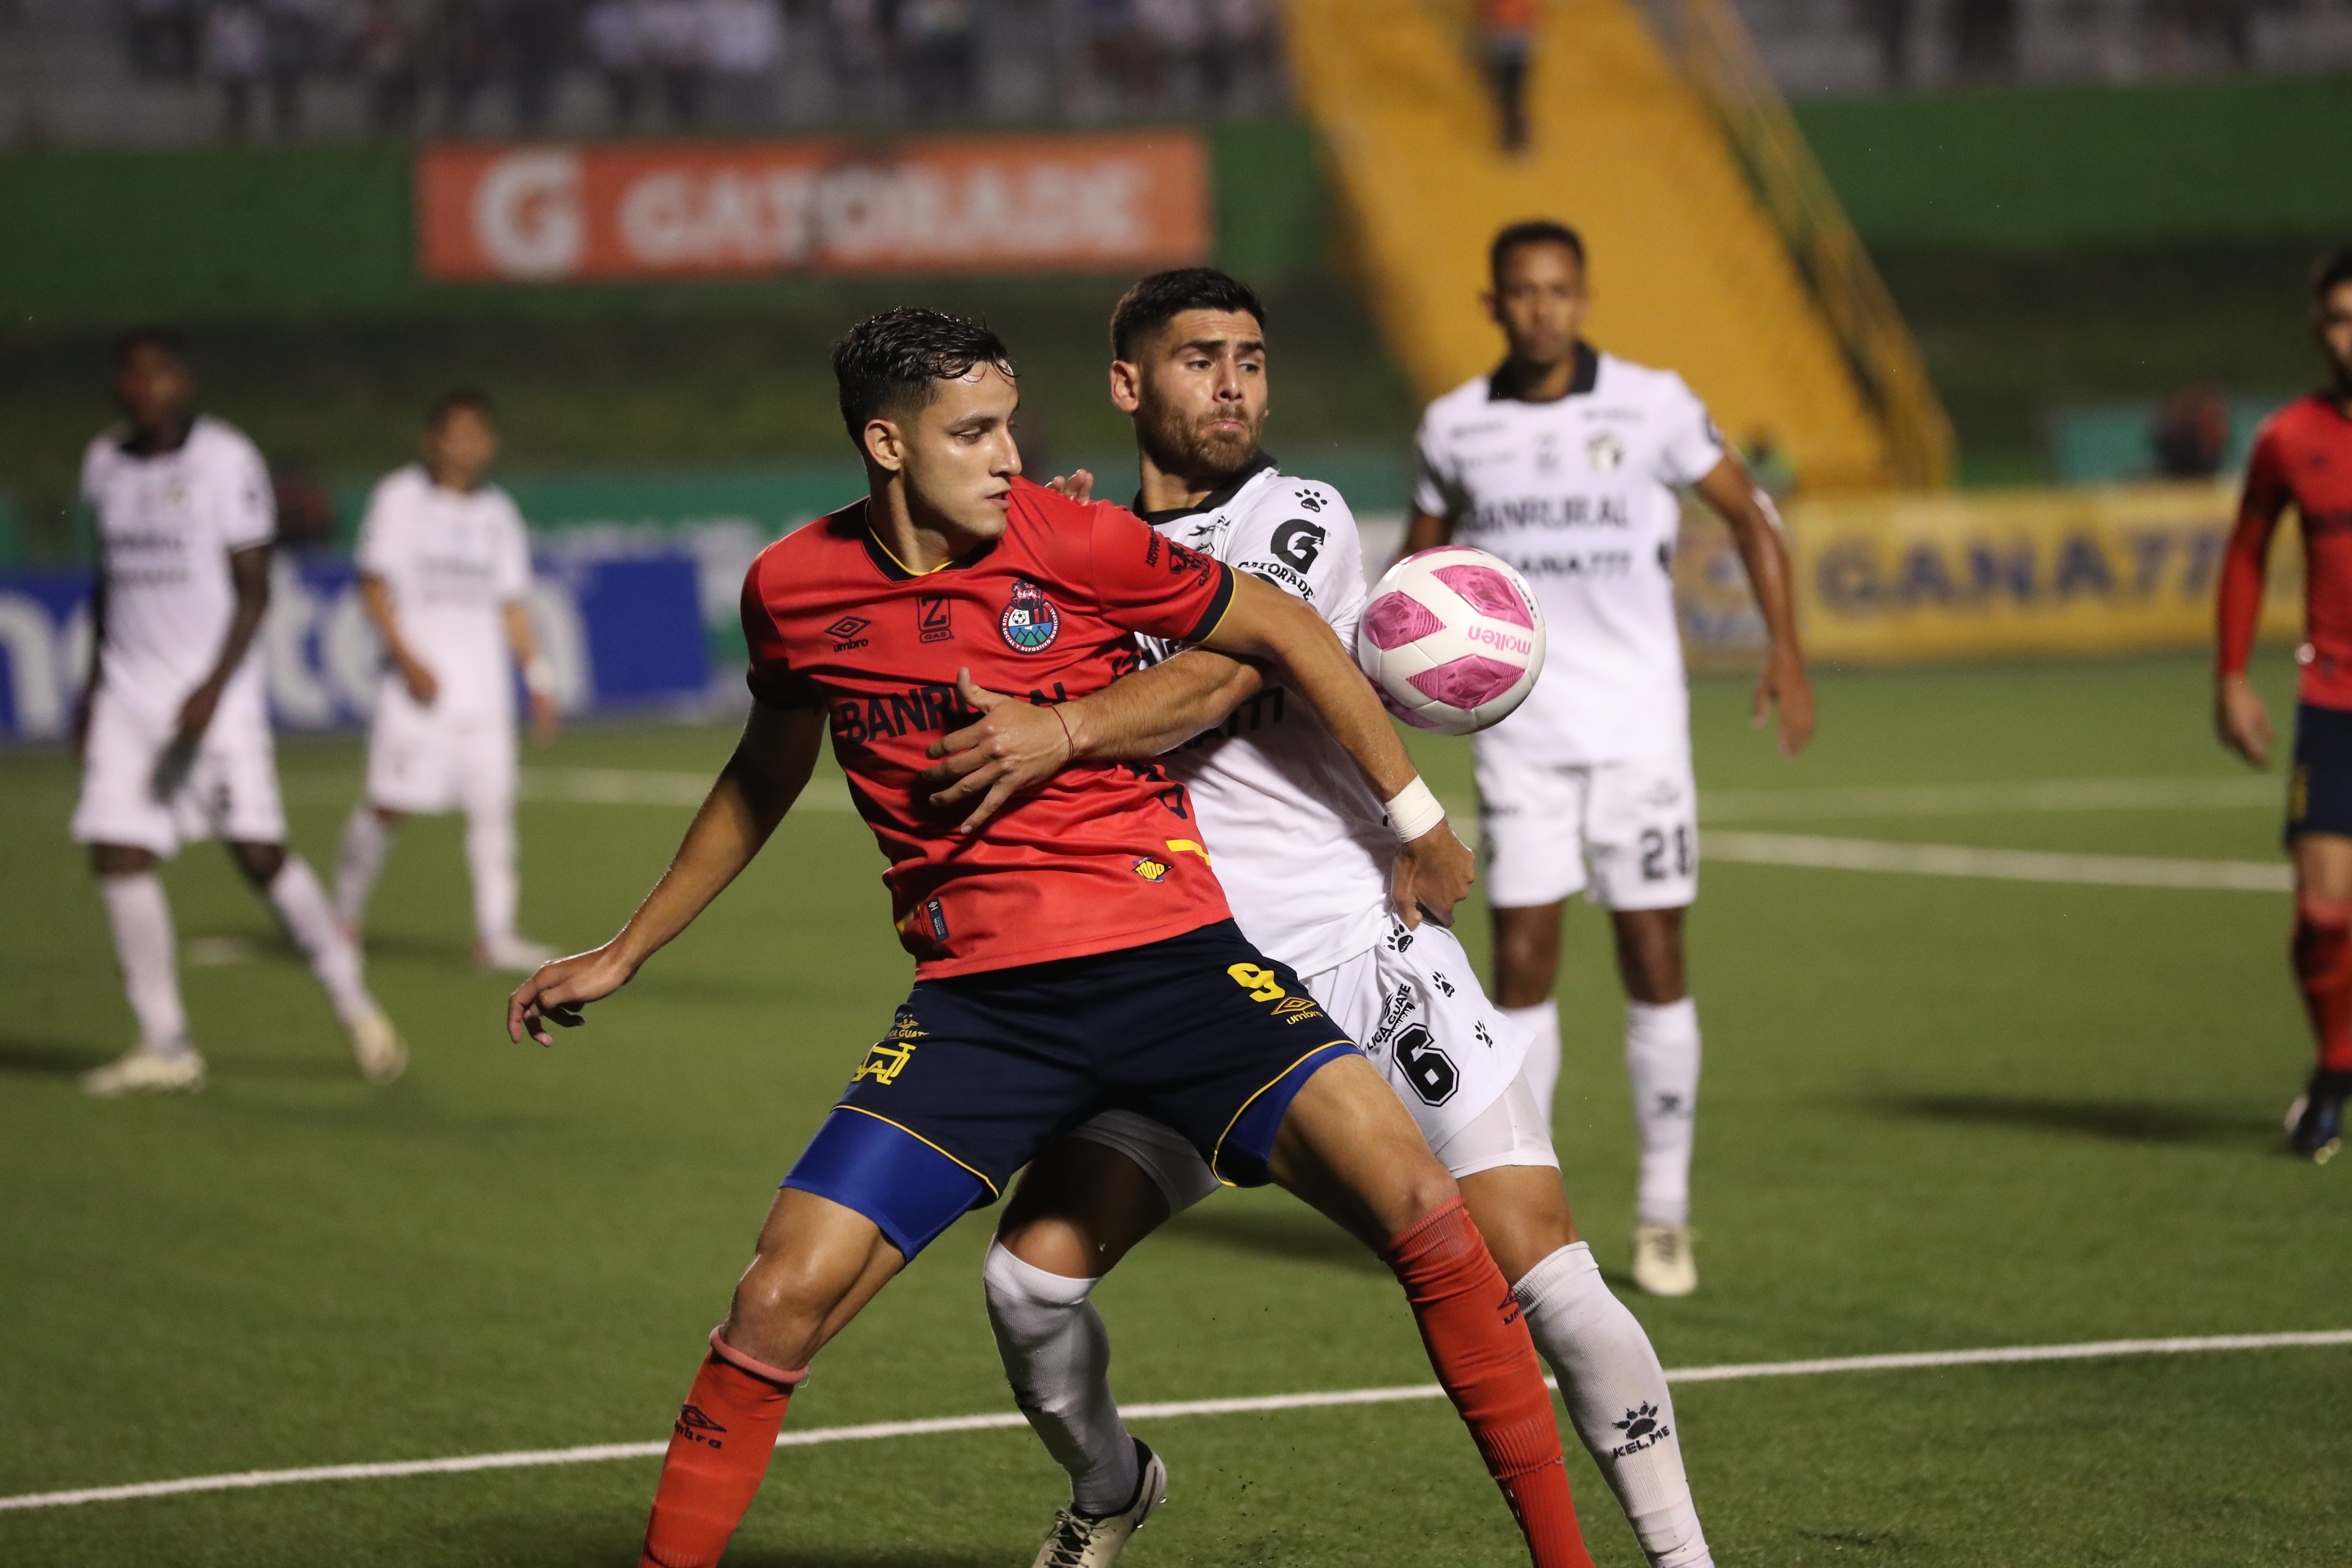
[416, 131, 1211, 282]
[1674, 482, 2302, 668]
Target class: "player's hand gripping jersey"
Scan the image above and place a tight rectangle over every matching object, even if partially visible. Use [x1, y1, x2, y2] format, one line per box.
[80, 416, 275, 718]
[742, 478, 1239, 977]
[354, 465, 534, 721]
[2222, 394, 2352, 709]
[1412, 346, 1724, 765]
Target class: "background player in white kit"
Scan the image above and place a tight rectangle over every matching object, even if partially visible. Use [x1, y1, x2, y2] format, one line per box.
[72, 328, 404, 1097]
[921, 270, 1712, 1568]
[334, 392, 562, 972]
[1403, 222, 1815, 1297]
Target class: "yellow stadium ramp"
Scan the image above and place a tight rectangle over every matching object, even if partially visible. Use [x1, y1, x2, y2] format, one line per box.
[1282, 0, 1951, 491]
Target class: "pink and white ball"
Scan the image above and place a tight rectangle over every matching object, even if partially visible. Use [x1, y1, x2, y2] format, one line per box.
[1357, 547, 1546, 735]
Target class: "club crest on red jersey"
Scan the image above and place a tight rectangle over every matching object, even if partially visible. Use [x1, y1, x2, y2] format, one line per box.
[999, 578, 1060, 653]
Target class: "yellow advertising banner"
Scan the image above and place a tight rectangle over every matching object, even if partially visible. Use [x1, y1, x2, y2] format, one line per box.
[1673, 481, 2304, 668]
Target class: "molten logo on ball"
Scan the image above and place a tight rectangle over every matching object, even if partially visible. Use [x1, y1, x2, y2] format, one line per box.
[1357, 548, 1546, 735]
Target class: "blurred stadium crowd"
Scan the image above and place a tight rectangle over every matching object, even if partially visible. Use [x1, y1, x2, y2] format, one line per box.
[35, 0, 1285, 141]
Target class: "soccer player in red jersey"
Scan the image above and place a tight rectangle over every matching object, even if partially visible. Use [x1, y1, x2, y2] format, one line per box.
[508, 309, 1599, 1568]
[2216, 247, 2352, 1162]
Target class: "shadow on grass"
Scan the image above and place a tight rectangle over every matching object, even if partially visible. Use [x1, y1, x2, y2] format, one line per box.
[1163, 1204, 1388, 1277]
[462, 1515, 1002, 1568]
[1866, 1092, 2278, 1148]
[0, 1037, 106, 1078]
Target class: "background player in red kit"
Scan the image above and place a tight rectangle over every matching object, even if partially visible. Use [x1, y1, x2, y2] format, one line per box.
[2216, 247, 2352, 1162]
[507, 310, 1597, 1568]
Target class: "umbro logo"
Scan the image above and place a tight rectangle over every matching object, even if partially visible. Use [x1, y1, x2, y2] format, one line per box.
[674, 1403, 727, 1449]
[827, 615, 872, 651]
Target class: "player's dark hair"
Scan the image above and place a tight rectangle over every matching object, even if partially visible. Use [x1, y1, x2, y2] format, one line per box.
[110, 324, 186, 369]
[2315, 248, 2352, 306]
[831, 307, 1015, 439]
[1109, 267, 1267, 361]
[428, 387, 495, 429]
[1489, 220, 1586, 286]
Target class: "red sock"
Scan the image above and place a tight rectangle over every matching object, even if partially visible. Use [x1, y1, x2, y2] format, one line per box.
[1381, 1198, 1594, 1568]
[640, 1329, 807, 1568]
[2293, 897, 2352, 1073]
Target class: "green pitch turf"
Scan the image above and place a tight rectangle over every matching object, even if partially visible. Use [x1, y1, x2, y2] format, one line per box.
[3, 650, 2346, 1566]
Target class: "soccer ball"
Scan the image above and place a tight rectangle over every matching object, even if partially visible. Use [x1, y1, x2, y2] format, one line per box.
[1357, 547, 1546, 735]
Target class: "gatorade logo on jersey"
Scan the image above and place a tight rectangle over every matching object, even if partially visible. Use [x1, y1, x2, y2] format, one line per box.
[999, 577, 1060, 653]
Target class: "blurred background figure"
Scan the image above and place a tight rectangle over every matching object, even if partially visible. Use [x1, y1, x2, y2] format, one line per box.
[261, 0, 326, 135]
[1135, 0, 1206, 109]
[639, 0, 708, 128]
[1201, 0, 1275, 111]
[899, 0, 977, 120]
[585, 0, 648, 129]
[126, 0, 202, 80]
[824, 0, 889, 118]
[1480, 0, 1536, 152]
[431, 0, 500, 132]
[203, 0, 268, 139]
[505, 0, 568, 132]
[357, 0, 424, 135]
[701, 0, 785, 127]
[2154, 383, 2233, 480]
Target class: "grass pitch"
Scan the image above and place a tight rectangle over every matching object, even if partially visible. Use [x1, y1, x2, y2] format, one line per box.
[3, 650, 2347, 1566]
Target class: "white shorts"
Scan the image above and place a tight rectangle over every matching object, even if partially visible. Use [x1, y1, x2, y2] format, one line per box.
[1069, 917, 1554, 1215]
[365, 689, 517, 817]
[1474, 747, 1698, 911]
[71, 687, 286, 858]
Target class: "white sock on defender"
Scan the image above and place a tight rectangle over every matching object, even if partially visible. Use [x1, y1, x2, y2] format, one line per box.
[1501, 999, 1561, 1124]
[1626, 998, 1700, 1227]
[266, 856, 371, 1024]
[466, 802, 519, 946]
[1514, 1242, 1711, 1568]
[334, 804, 394, 931]
[982, 1240, 1139, 1517]
[99, 873, 192, 1058]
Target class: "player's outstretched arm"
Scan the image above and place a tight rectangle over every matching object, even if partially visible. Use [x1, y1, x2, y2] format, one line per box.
[914, 650, 1268, 828]
[156, 542, 271, 796]
[1202, 573, 1475, 926]
[502, 600, 562, 745]
[508, 702, 825, 1045]
[358, 573, 440, 707]
[2216, 462, 2288, 766]
[1695, 456, 1815, 756]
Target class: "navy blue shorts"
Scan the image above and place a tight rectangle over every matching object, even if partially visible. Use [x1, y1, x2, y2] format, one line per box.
[2289, 702, 2352, 843]
[782, 919, 1357, 1261]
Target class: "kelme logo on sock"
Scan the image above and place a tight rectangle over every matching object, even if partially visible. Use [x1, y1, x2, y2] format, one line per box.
[1609, 1401, 1671, 1458]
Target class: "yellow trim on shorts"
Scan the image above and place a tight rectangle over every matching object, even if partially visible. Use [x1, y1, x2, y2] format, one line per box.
[830, 1103, 1001, 1199]
[1207, 1041, 1354, 1188]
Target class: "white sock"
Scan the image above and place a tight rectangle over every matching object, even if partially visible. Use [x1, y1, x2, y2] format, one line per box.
[99, 873, 192, 1058]
[1501, 999, 1561, 1125]
[983, 1240, 1140, 1517]
[334, 805, 395, 931]
[466, 801, 519, 947]
[1515, 1242, 1711, 1568]
[266, 855, 373, 1025]
[1626, 998, 1700, 1227]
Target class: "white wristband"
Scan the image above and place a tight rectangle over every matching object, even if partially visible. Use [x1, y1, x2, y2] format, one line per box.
[523, 655, 556, 697]
[1384, 775, 1446, 843]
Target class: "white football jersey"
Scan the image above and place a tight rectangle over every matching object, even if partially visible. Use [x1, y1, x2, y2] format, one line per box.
[1412, 346, 1725, 765]
[1134, 459, 1393, 978]
[81, 416, 277, 721]
[353, 465, 534, 720]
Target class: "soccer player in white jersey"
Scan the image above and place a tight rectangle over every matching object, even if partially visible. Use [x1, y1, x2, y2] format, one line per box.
[333, 392, 562, 972]
[1403, 221, 1815, 1297]
[921, 269, 1713, 1568]
[71, 328, 404, 1097]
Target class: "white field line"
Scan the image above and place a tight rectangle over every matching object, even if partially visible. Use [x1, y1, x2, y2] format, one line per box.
[1708, 831, 2291, 892]
[6, 1329, 2346, 1515]
[1699, 775, 2275, 823]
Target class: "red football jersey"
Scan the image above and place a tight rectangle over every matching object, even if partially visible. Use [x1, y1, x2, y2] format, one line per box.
[2221, 394, 2352, 708]
[742, 477, 1240, 978]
